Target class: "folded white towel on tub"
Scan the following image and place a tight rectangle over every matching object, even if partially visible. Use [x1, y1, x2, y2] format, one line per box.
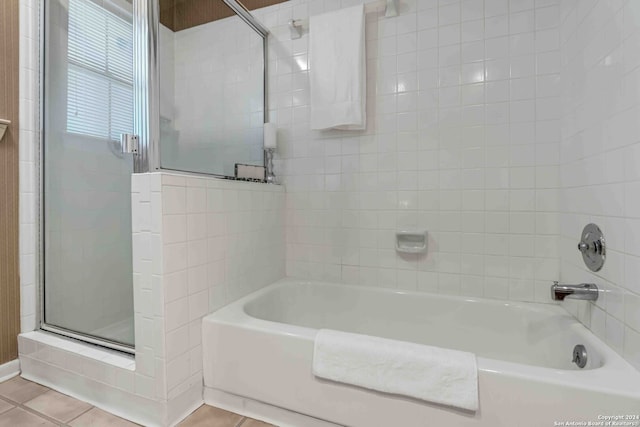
[312, 329, 478, 412]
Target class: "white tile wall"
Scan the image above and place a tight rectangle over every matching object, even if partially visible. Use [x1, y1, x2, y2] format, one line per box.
[254, 0, 561, 302]
[559, 0, 640, 371]
[131, 172, 285, 415]
[130, 173, 168, 407]
[161, 173, 284, 396]
[19, 0, 39, 333]
[160, 16, 265, 176]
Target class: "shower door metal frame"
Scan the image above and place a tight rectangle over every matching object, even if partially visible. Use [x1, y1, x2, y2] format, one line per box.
[133, 0, 270, 176]
[38, 0, 136, 354]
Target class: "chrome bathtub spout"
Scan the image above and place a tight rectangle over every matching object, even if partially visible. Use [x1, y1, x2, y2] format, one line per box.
[551, 281, 599, 301]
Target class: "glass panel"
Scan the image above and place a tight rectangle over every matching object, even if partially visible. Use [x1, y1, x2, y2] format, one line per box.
[43, 0, 135, 348]
[158, 0, 265, 177]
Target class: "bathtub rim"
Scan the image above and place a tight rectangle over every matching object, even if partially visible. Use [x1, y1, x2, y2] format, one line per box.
[203, 277, 640, 399]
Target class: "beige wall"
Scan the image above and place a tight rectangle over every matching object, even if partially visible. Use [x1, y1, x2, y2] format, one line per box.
[0, 0, 21, 365]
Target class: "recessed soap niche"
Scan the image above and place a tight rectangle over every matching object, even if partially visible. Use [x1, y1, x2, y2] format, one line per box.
[396, 230, 428, 254]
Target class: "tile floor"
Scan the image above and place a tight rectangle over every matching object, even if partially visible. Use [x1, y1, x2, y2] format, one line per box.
[0, 376, 275, 427]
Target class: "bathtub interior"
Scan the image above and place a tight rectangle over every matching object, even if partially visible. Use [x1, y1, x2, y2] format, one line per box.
[242, 282, 603, 371]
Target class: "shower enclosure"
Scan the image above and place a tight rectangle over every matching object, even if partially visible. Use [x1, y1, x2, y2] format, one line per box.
[40, 0, 268, 353]
[41, 0, 136, 351]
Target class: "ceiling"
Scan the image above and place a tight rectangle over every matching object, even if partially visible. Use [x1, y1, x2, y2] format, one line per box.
[160, 0, 288, 32]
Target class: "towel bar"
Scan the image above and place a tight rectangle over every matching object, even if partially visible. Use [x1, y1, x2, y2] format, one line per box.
[289, 0, 398, 40]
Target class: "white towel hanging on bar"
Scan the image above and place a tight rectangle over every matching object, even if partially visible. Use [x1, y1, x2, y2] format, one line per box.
[288, 0, 398, 40]
[309, 4, 367, 130]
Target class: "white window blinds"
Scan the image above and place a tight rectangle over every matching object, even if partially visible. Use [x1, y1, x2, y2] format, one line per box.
[67, 0, 133, 142]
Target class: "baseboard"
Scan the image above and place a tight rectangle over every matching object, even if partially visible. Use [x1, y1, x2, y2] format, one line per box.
[203, 387, 341, 427]
[167, 381, 203, 427]
[0, 359, 20, 383]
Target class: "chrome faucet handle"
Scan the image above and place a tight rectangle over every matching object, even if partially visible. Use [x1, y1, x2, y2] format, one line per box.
[578, 240, 603, 254]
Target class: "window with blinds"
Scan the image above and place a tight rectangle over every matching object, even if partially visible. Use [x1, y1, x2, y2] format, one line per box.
[67, 0, 133, 142]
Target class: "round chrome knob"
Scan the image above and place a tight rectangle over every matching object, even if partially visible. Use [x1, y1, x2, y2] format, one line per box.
[577, 224, 605, 272]
[572, 344, 588, 369]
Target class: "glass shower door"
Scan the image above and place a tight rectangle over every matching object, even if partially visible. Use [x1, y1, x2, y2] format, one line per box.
[42, 0, 135, 350]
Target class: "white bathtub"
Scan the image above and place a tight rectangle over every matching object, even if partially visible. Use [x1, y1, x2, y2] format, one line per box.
[203, 279, 640, 427]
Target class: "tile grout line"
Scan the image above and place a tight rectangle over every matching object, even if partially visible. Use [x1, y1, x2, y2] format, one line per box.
[0, 379, 96, 426]
[64, 403, 96, 426]
[21, 405, 68, 426]
[0, 395, 15, 415]
[236, 416, 248, 427]
[0, 388, 72, 426]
